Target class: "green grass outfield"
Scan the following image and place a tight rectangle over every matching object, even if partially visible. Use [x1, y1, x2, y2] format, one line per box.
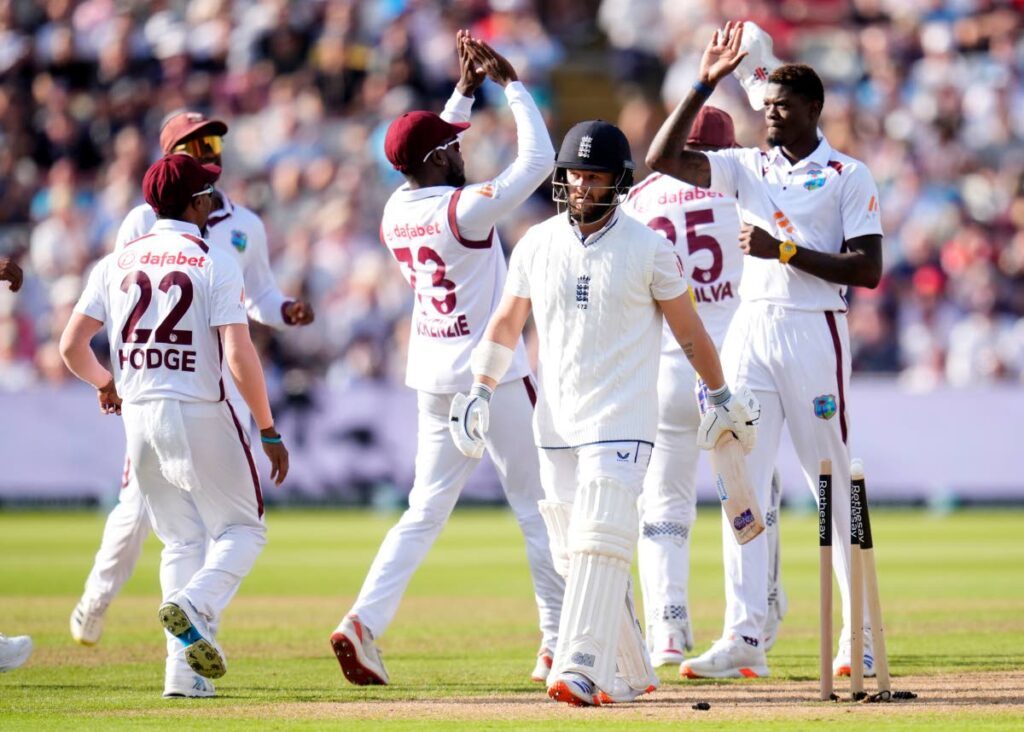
[1, 507, 1023, 730]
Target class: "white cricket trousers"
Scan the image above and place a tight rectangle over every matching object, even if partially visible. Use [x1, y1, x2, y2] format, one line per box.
[121, 399, 265, 651]
[349, 378, 564, 650]
[720, 301, 856, 643]
[81, 403, 253, 615]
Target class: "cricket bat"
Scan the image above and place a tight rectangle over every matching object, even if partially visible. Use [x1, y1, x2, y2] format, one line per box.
[819, 459, 833, 701]
[709, 432, 764, 545]
[852, 459, 891, 693]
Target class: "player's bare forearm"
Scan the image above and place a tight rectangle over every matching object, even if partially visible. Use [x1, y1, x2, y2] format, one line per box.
[743, 225, 882, 287]
[659, 294, 725, 390]
[789, 235, 882, 288]
[477, 294, 531, 388]
[221, 323, 275, 430]
[645, 90, 712, 187]
[59, 312, 112, 388]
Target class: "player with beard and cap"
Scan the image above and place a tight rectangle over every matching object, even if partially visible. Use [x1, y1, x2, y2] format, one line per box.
[622, 106, 788, 671]
[646, 21, 883, 679]
[328, 30, 564, 688]
[450, 118, 760, 706]
[69, 108, 315, 655]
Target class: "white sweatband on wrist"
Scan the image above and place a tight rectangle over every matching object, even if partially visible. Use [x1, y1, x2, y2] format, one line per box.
[470, 340, 515, 383]
[708, 384, 732, 406]
[469, 383, 493, 402]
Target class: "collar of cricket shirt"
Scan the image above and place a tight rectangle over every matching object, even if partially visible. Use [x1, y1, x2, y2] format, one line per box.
[397, 183, 451, 200]
[150, 219, 203, 238]
[768, 134, 833, 172]
[569, 207, 621, 248]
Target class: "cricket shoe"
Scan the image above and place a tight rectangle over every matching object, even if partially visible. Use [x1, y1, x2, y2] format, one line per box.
[330, 614, 389, 686]
[763, 583, 788, 651]
[158, 595, 226, 680]
[647, 623, 690, 667]
[0, 634, 32, 673]
[833, 637, 875, 678]
[70, 597, 109, 646]
[680, 635, 769, 679]
[596, 675, 657, 704]
[163, 653, 215, 698]
[547, 671, 601, 707]
[530, 646, 553, 683]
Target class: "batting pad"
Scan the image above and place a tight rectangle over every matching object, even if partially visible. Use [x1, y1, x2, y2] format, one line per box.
[538, 500, 572, 579]
[615, 579, 659, 691]
[553, 476, 639, 692]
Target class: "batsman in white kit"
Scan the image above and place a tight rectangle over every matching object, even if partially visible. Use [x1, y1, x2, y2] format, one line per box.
[70, 110, 314, 651]
[59, 153, 289, 698]
[647, 22, 883, 678]
[451, 118, 759, 706]
[329, 32, 564, 686]
[622, 105, 786, 670]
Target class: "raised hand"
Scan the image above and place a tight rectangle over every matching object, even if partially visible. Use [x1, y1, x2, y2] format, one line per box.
[455, 29, 486, 97]
[465, 37, 518, 88]
[699, 20, 749, 87]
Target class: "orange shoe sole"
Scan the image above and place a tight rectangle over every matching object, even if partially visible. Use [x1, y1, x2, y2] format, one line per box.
[548, 680, 599, 707]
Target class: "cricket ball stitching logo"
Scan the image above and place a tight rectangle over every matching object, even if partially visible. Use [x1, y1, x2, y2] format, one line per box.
[577, 135, 593, 158]
[576, 275, 590, 310]
[754, 66, 769, 81]
[813, 394, 837, 420]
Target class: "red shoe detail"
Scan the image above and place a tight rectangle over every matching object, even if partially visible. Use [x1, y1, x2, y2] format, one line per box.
[680, 666, 700, 679]
[329, 631, 386, 686]
[548, 680, 599, 707]
[739, 667, 759, 678]
[835, 665, 851, 677]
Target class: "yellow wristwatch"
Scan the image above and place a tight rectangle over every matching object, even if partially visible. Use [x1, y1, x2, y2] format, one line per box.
[779, 239, 798, 264]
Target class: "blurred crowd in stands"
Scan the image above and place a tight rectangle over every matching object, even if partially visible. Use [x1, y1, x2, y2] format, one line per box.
[1, 0, 1023, 396]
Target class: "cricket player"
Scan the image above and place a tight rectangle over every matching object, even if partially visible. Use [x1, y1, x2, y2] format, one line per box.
[622, 106, 786, 668]
[647, 21, 883, 678]
[60, 153, 289, 698]
[70, 110, 314, 649]
[328, 32, 564, 687]
[451, 118, 759, 706]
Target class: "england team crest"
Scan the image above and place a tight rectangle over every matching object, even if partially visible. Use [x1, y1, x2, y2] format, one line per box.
[813, 394, 837, 420]
[231, 229, 247, 252]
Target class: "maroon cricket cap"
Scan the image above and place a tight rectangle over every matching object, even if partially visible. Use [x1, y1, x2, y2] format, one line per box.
[384, 111, 470, 173]
[142, 153, 221, 217]
[159, 110, 229, 154]
[687, 106, 736, 149]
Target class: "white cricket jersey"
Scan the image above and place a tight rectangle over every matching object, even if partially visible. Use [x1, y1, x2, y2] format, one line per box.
[705, 135, 882, 312]
[74, 219, 248, 404]
[382, 81, 553, 393]
[622, 172, 742, 348]
[116, 194, 288, 328]
[505, 211, 689, 448]
[116, 193, 288, 406]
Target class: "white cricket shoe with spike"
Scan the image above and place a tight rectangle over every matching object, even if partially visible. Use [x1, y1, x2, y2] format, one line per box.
[0, 634, 32, 673]
[597, 675, 657, 704]
[680, 634, 769, 679]
[163, 653, 216, 698]
[158, 594, 226, 680]
[70, 597, 109, 646]
[330, 614, 389, 685]
[530, 646, 553, 683]
[647, 623, 689, 667]
[833, 636, 876, 678]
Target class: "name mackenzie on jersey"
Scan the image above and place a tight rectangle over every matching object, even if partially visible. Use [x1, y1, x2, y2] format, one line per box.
[416, 313, 470, 338]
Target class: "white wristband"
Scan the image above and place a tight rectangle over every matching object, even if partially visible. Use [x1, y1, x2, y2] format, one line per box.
[470, 340, 515, 383]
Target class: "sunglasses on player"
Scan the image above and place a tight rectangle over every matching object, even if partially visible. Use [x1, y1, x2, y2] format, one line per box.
[172, 135, 223, 158]
[422, 137, 460, 163]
